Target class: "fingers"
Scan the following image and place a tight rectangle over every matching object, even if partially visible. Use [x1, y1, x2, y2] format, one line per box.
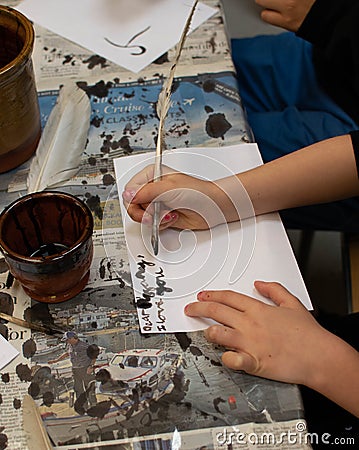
[260, 9, 285, 28]
[185, 293, 248, 329]
[202, 325, 258, 374]
[124, 165, 155, 195]
[197, 289, 261, 311]
[254, 281, 304, 309]
[123, 178, 167, 207]
[222, 350, 258, 374]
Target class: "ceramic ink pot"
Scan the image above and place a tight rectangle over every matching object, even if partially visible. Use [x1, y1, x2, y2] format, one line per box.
[0, 191, 94, 303]
[0, 6, 41, 173]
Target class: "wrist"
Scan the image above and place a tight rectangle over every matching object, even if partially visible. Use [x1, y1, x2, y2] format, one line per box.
[213, 176, 255, 223]
[304, 330, 357, 393]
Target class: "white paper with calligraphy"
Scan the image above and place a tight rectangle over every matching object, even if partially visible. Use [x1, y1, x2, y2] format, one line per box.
[17, 0, 216, 73]
[114, 144, 312, 333]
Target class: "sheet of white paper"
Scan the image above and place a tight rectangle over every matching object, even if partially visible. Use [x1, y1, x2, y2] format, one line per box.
[17, 0, 216, 73]
[114, 144, 312, 333]
[0, 334, 19, 370]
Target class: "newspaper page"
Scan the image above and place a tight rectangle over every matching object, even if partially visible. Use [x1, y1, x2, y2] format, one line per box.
[0, 1, 308, 449]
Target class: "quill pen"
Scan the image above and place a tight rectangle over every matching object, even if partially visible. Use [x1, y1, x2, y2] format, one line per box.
[27, 84, 91, 193]
[23, 394, 54, 450]
[0, 312, 65, 336]
[152, 0, 199, 255]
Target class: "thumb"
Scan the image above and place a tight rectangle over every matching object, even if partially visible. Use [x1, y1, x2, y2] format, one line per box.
[222, 350, 258, 375]
[254, 281, 303, 309]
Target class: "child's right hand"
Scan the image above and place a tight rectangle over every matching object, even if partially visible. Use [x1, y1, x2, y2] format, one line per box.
[122, 164, 232, 230]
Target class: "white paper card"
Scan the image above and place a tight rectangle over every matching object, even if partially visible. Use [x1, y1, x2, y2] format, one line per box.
[17, 0, 216, 73]
[114, 144, 312, 333]
[0, 334, 19, 370]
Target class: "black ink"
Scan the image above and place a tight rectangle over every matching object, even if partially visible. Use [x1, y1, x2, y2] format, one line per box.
[175, 333, 191, 352]
[22, 339, 37, 359]
[104, 26, 150, 56]
[15, 363, 32, 382]
[0, 292, 14, 318]
[1, 373, 9, 383]
[13, 398, 21, 410]
[155, 267, 173, 296]
[135, 255, 155, 280]
[205, 113, 232, 139]
[83, 55, 109, 69]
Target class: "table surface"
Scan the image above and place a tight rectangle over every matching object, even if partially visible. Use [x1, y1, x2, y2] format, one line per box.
[0, 1, 307, 449]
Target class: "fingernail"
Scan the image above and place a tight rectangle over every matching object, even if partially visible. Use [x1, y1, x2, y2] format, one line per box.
[184, 304, 191, 315]
[171, 212, 178, 220]
[163, 213, 172, 222]
[123, 189, 136, 201]
[142, 212, 152, 224]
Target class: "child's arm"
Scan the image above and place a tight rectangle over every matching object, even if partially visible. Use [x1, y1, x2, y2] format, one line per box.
[123, 134, 359, 229]
[184, 281, 359, 417]
[229, 134, 359, 218]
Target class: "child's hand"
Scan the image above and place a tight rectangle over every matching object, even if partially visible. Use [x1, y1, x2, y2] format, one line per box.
[185, 281, 332, 386]
[255, 0, 316, 32]
[122, 164, 232, 230]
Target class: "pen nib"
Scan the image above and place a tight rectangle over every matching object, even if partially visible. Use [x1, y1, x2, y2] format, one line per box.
[151, 234, 159, 256]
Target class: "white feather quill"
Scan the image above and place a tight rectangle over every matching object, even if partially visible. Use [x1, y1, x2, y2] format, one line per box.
[27, 83, 91, 193]
[151, 0, 199, 254]
[23, 394, 54, 449]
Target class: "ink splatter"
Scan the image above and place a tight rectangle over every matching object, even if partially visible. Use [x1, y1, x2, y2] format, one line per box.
[90, 115, 104, 128]
[100, 135, 133, 155]
[205, 113, 232, 139]
[13, 398, 21, 409]
[28, 382, 40, 398]
[0, 324, 8, 340]
[0, 432, 7, 450]
[15, 363, 32, 382]
[202, 78, 216, 93]
[1, 373, 9, 383]
[175, 333, 191, 352]
[83, 55, 109, 70]
[88, 156, 97, 166]
[62, 54, 74, 65]
[102, 173, 115, 186]
[85, 194, 103, 220]
[204, 105, 214, 113]
[0, 258, 8, 273]
[153, 52, 169, 65]
[24, 302, 54, 325]
[22, 338, 37, 359]
[210, 358, 222, 366]
[86, 400, 112, 419]
[119, 136, 133, 154]
[43, 391, 55, 407]
[0, 393, 2, 405]
[123, 90, 135, 99]
[189, 345, 203, 357]
[77, 80, 113, 99]
[213, 396, 225, 413]
[74, 393, 87, 415]
[87, 344, 100, 360]
[0, 292, 14, 317]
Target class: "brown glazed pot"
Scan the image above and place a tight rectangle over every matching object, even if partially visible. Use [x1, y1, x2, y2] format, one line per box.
[0, 192, 94, 303]
[0, 6, 41, 173]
